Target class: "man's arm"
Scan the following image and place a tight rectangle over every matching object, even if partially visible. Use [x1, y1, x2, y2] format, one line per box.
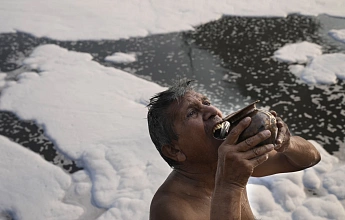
[252, 113, 321, 177]
[211, 184, 243, 219]
[211, 117, 273, 219]
[281, 136, 321, 168]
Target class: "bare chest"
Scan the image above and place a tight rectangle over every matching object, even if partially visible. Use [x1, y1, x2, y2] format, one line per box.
[184, 192, 255, 220]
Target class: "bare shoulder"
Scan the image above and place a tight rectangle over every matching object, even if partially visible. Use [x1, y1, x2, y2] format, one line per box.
[150, 171, 211, 220]
[150, 189, 193, 220]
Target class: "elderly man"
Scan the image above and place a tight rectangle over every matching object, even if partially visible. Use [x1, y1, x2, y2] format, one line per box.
[147, 80, 320, 220]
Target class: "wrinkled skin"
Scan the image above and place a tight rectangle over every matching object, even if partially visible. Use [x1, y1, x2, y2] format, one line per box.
[216, 117, 274, 188]
[270, 110, 291, 152]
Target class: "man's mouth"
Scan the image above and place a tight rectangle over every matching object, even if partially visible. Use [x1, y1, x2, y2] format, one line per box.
[212, 121, 231, 139]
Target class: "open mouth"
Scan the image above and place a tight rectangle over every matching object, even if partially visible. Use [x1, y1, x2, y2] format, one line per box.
[213, 121, 231, 140]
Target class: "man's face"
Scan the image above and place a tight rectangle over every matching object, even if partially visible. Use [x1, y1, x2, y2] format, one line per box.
[170, 90, 224, 165]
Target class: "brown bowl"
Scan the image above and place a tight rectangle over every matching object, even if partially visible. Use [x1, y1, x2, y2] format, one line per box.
[222, 101, 277, 146]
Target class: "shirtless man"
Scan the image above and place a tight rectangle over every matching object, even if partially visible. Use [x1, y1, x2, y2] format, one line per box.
[147, 80, 321, 220]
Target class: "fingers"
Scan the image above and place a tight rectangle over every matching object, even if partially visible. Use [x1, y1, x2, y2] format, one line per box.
[274, 116, 291, 152]
[269, 110, 284, 144]
[247, 144, 274, 159]
[224, 117, 251, 144]
[269, 110, 277, 117]
[238, 130, 272, 152]
[251, 153, 269, 167]
[246, 144, 274, 168]
[270, 109, 285, 143]
[276, 117, 285, 129]
[275, 118, 286, 144]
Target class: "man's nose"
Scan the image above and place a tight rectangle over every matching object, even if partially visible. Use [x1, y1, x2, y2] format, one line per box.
[202, 105, 219, 121]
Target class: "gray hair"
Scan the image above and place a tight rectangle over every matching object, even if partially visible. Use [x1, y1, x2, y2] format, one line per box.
[147, 80, 194, 167]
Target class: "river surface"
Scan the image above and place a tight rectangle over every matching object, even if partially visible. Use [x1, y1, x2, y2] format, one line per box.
[1, 13, 345, 173]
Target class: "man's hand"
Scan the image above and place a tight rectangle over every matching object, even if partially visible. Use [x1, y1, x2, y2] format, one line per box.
[267, 110, 321, 170]
[216, 117, 274, 188]
[211, 117, 275, 219]
[270, 110, 291, 153]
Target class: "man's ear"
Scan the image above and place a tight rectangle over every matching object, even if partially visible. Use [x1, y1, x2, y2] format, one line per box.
[161, 144, 186, 162]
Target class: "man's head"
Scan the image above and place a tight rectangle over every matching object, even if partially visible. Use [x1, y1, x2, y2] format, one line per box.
[147, 80, 194, 167]
[147, 80, 223, 168]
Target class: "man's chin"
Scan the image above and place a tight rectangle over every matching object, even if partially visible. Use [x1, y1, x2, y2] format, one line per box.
[211, 137, 224, 148]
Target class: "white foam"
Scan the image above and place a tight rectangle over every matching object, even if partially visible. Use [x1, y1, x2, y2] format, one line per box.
[0, 73, 6, 89]
[0, 44, 171, 219]
[288, 64, 306, 78]
[1, 0, 345, 40]
[0, 135, 84, 219]
[105, 52, 137, 64]
[0, 45, 344, 219]
[0, 73, 6, 80]
[249, 140, 345, 220]
[1, 0, 345, 218]
[274, 42, 345, 84]
[329, 29, 345, 44]
[273, 41, 322, 64]
[299, 53, 345, 84]
[292, 195, 345, 220]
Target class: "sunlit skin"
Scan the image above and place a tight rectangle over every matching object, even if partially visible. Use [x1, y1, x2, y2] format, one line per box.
[150, 90, 321, 220]
[169, 91, 224, 170]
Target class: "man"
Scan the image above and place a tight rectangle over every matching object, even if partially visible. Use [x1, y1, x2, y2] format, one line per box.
[147, 80, 321, 220]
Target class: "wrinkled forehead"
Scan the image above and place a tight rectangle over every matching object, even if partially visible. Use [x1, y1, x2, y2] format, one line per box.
[168, 91, 203, 119]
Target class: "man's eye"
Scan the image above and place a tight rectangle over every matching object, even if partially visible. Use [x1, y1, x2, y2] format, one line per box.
[187, 110, 196, 118]
[203, 100, 211, 106]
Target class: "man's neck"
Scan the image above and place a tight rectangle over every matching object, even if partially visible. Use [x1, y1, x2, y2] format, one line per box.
[172, 164, 217, 197]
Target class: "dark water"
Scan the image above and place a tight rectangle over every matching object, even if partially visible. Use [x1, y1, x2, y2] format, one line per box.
[1, 14, 345, 173]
